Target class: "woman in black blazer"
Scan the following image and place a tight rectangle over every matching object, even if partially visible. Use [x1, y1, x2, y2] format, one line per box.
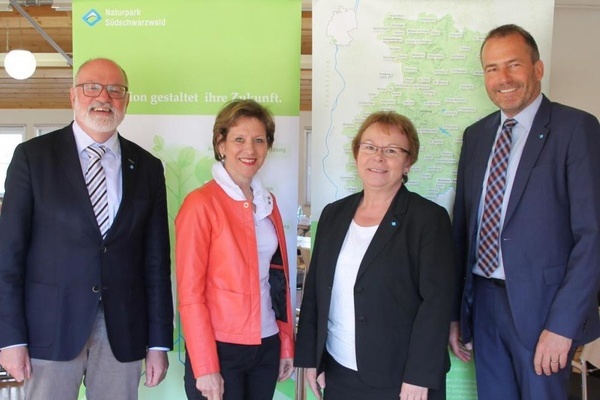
[295, 111, 455, 400]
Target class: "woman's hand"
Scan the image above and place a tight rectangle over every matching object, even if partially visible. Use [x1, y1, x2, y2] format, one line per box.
[196, 372, 224, 400]
[399, 382, 428, 400]
[278, 357, 294, 381]
[305, 368, 326, 399]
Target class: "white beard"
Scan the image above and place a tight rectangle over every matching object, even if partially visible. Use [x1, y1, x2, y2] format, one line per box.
[75, 101, 124, 133]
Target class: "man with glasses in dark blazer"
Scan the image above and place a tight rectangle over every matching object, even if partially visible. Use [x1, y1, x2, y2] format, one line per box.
[0, 58, 173, 400]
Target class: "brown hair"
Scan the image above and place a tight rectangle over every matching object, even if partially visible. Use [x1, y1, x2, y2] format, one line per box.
[212, 99, 275, 161]
[351, 111, 420, 165]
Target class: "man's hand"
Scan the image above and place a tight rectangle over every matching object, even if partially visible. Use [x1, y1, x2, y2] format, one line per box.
[304, 367, 326, 400]
[278, 357, 294, 382]
[196, 372, 224, 400]
[448, 321, 472, 362]
[144, 350, 168, 387]
[400, 382, 428, 400]
[0, 346, 31, 382]
[534, 329, 572, 376]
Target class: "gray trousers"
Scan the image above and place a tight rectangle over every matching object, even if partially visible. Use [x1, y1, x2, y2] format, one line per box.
[24, 306, 142, 400]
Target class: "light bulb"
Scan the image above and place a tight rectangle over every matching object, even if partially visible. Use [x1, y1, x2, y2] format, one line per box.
[4, 50, 37, 80]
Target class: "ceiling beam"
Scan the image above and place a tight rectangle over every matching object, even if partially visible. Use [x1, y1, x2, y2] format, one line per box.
[0, 0, 71, 11]
[8, 0, 72, 65]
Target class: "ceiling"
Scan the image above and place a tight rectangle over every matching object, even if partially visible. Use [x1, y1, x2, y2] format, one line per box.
[0, 3, 313, 111]
[1, 0, 597, 112]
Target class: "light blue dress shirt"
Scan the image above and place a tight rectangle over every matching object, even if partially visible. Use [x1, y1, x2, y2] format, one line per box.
[473, 93, 544, 280]
[72, 121, 122, 228]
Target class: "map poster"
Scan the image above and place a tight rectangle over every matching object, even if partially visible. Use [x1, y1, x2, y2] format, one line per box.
[312, 1, 554, 399]
[312, 0, 554, 216]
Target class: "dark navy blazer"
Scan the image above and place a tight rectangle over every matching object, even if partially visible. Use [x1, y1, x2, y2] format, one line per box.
[0, 123, 173, 362]
[453, 95, 600, 350]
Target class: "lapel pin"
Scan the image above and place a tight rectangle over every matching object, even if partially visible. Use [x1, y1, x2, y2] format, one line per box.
[391, 221, 397, 227]
[128, 158, 135, 170]
[539, 134, 544, 139]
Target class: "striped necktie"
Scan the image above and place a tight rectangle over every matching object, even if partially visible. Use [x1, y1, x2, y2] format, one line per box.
[85, 144, 110, 238]
[477, 118, 517, 277]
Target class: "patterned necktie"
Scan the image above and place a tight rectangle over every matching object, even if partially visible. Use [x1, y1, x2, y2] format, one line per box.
[85, 145, 110, 238]
[477, 118, 517, 277]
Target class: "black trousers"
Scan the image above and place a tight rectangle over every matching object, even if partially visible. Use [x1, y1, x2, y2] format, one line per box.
[323, 352, 446, 400]
[184, 334, 280, 400]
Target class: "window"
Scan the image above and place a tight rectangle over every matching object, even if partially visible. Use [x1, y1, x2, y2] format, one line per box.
[35, 125, 63, 136]
[0, 126, 25, 196]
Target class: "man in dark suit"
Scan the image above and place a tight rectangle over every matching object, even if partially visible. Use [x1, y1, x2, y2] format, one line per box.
[449, 24, 600, 399]
[0, 58, 173, 399]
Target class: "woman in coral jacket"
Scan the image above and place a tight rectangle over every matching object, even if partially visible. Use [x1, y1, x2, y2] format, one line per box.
[176, 99, 295, 400]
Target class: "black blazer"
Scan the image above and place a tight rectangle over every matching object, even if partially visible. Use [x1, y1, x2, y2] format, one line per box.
[0, 123, 173, 362]
[295, 185, 455, 390]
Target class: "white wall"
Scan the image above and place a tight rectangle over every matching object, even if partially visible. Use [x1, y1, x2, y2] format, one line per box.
[298, 111, 311, 207]
[550, 1, 600, 118]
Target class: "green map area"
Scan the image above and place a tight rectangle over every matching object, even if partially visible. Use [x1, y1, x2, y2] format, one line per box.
[333, 12, 497, 209]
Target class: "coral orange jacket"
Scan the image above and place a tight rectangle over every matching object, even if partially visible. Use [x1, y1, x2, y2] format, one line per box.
[176, 180, 295, 378]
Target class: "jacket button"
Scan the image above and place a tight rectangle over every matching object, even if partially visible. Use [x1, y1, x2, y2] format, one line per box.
[92, 285, 100, 293]
[103, 246, 107, 253]
[243, 202, 249, 208]
[355, 287, 365, 294]
[358, 315, 366, 323]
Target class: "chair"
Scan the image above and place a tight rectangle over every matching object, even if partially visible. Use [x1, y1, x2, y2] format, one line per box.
[0, 366, 24, 400]
[572, 335, 600, 400]
[0, 367, 15, 384]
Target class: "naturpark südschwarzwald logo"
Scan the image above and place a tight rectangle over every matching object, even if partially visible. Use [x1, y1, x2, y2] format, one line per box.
[82, 9, 102, 27]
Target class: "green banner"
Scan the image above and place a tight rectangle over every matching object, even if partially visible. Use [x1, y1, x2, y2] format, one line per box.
[73, 1, 301, 399]
[74, 0, 301, 116]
